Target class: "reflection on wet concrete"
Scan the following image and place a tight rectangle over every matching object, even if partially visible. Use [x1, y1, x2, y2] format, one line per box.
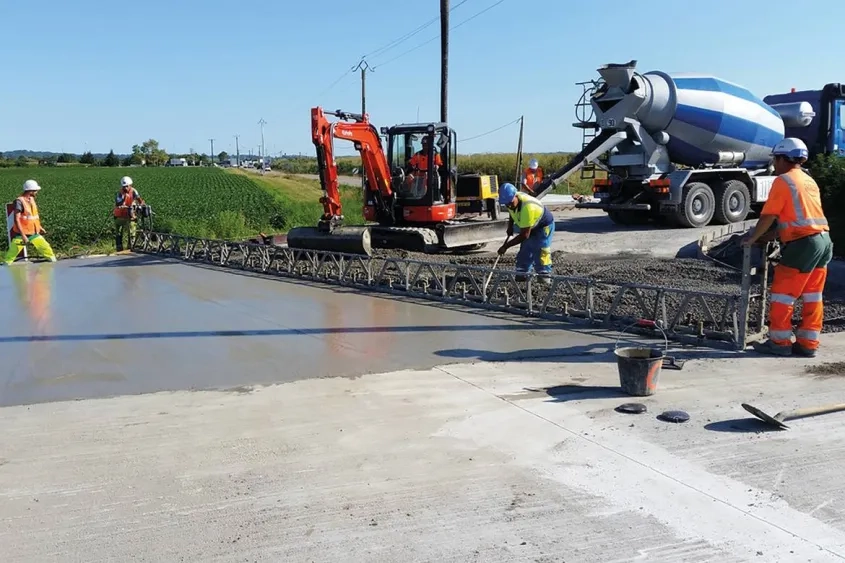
[0, 255, 613, 407]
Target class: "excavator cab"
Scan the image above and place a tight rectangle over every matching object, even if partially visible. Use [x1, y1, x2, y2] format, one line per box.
[382, 123, 456, 219]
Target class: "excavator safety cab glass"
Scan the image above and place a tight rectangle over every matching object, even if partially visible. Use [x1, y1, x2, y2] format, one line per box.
[389, 132, 440, 201]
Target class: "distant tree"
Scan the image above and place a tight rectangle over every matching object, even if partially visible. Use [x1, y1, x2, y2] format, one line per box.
[57, 153, 77, 163]
[121, 155, 133, 167]
[132, 139, 168, 166]
[218, 151, 229, 162]
[199, 153, 210, 165]
[103, 150, 120, 167]
[80, 151, 96, 164]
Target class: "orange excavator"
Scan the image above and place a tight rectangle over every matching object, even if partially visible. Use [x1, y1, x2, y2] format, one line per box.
[286, 107, 508, 256]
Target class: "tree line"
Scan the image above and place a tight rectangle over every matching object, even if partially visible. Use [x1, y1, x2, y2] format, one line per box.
[0, 138, 236, 168]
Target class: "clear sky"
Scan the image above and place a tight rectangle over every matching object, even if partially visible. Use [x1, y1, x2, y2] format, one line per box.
[1, 0, 840, 157]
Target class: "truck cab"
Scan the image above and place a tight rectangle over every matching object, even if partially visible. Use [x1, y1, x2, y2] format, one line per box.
[764, 83, 845, 159]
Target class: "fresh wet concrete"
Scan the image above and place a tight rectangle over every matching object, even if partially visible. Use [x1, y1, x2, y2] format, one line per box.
[0, 254, 615, 407]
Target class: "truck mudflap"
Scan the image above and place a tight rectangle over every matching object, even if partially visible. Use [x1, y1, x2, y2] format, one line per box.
[575, 202, 652, 211]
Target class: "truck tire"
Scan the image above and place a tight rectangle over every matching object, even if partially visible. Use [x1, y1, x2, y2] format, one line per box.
[712, 179, 751, 225]
[486, 198, 500, 220]
[675, 182, 715, 228]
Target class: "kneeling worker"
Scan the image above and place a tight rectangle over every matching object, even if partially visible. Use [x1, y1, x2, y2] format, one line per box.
[496, 182, 555, 283]
[742, 137, 833, 357]
[3, 179, 57, 265]
[114, 176, 145, 251]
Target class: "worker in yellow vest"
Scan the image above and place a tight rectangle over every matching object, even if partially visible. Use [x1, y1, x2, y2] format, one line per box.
[521, 159, 544, 195]
[742, 138, 833, 357]
[3, 179, 57, 265]
[497, 182, 555, 284]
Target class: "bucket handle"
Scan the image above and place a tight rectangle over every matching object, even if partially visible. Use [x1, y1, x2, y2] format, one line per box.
[614, 319, 669, 353]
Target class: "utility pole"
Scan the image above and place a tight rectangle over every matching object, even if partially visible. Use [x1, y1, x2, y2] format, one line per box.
[352, 59, 373, 191]
[234, 135, 240, 167]
[440, 0, 449, 123]
[258, 118, 267, 161]
[352, 59, 372, 117]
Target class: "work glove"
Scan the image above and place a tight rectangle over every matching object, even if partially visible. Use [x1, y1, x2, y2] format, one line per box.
[497, 244, 508, 256]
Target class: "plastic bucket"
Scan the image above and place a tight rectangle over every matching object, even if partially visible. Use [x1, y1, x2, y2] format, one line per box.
[614, 321, 669, 397]
[615, 346, 664, 396]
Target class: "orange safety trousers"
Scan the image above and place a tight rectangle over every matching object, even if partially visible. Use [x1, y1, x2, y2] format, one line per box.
[768, 263, 827, 350]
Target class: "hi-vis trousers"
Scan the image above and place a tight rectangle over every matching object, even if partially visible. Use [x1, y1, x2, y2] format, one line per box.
[516, 222, 555, 275]
[768, 232, 833, 350]
[3, 233, 56, 265]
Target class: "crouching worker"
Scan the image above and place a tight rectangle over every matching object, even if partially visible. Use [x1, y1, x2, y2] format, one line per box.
[114, 176, 145, 251]
[3, 180, 57, 265]
[496, 182, 555, 284]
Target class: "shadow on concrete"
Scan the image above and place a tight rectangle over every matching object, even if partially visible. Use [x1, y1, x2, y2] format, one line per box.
[703, 418, 783, 434]
[0, 322, 585, 344]
[554, 215, 674, 235]
[71, 254, 171, 268]
[536, 384, 629, 402]
[434, 346, 739, 363]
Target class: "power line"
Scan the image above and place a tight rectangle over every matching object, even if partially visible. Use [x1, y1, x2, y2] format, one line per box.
[371, 0, 506, 69]
[360, 0, 469, 61]
[460, 116, 522, 142]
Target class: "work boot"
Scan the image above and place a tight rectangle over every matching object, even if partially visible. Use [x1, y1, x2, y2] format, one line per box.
[115, 235, 123, 252]
[792, 342, 817, 358]
[515, 271, 529, 282]
[537, 273, 552, 286]
[751, 339, 792, 356]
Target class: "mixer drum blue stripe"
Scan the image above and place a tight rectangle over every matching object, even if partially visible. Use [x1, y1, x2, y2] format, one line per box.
[673, 104, 784, 148]
[671, 77, 782, 119]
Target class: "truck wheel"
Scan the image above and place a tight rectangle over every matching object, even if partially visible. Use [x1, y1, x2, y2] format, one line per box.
[712, 179, 750, 225]
[675, 182, 715, 228]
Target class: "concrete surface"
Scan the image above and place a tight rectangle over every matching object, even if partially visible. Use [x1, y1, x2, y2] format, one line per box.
[2, 329, 845, 561]
[551, 208, 717, 258]
[0, 254, 615, 407]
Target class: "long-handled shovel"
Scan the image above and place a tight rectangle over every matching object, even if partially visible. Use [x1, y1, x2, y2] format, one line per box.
[741, 402, 845, 430]
[483, 236, 510, 295]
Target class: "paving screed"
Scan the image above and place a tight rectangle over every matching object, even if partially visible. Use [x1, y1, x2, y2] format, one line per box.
[0, 254, 616, 407]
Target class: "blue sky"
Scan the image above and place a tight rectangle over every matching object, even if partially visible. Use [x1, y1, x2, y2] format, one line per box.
[1, 0, 841, 156]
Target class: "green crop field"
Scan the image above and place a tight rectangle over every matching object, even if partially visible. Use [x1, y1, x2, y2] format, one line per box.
[0, 167, 363, 256]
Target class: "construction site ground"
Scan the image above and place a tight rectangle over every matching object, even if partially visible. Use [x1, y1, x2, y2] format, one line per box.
[3, 214, 845, 561]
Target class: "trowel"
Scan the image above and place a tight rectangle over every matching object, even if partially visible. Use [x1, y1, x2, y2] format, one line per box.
[741, 402, 845, 430]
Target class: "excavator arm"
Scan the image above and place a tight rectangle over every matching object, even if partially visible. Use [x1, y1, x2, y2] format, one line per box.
[312, 106, 395, 231]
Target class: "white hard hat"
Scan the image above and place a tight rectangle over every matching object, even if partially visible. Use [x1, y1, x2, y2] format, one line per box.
[772, 138, 809, 161]
[120, 176, 133, 187]
[529, 159, 539, 170]
[23, 179, 41, 192]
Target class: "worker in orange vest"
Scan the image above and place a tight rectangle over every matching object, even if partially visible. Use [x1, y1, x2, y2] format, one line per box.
[521, 159, 544, 195]
[114, 175, 145, 251]
[406, 135, 443, 198]
[742, 138, 833, 357]
[3, 179, 57, 265]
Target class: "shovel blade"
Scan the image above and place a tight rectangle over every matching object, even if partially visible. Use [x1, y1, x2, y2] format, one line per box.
[742, 403, 789, 430]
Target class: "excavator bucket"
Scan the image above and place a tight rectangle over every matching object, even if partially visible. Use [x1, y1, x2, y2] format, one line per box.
[286, 226, 373, 256]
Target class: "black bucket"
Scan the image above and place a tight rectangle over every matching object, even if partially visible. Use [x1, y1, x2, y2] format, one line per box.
[614, 346, 664, 396]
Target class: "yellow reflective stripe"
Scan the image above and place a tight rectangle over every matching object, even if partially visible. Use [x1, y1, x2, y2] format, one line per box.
[776, 174, 829, 231]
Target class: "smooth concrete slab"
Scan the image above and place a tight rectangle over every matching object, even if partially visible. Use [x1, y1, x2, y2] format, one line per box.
[0, 254, 613, 407]
[2, 333, 844, 561]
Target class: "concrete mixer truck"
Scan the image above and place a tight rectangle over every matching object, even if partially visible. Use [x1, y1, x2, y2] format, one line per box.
[529, 60, 844, 228]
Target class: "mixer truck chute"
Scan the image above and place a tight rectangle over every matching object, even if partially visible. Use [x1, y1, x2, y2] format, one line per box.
[564, 61, 843, 228]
